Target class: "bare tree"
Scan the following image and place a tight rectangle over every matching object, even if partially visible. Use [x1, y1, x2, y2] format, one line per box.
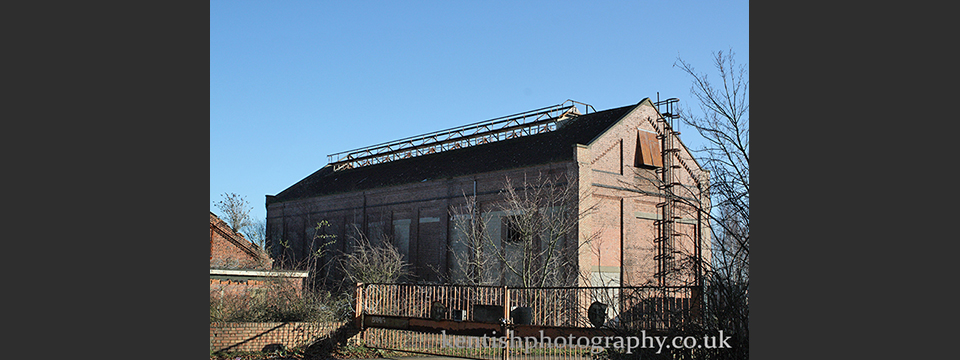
[245, 217, 267, 250]
[603, 49, 748, 360]
[673, 49, 749, 359]
[213, 192, 254, 233]
[448, 171, 600, 288]
[448, 193, 496, 286]
[339, 226, 411, 285]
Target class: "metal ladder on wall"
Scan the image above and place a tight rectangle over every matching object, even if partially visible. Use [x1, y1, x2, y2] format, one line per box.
[652, 96, 683, 288]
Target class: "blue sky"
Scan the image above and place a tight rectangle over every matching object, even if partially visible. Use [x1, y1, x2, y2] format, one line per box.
[210, 0, 749, 224]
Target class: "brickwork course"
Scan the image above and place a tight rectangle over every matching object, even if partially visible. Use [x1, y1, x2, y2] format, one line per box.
[209, 321, 347, 353]
[265, 98, 710, 288]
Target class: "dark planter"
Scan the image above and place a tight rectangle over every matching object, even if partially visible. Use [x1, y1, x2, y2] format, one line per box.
[588, 301, 608, 328]
[511, 306, 533, 325]
[473, 304, 504, 323]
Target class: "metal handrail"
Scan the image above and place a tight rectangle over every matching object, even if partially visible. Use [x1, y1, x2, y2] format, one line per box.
[326, 100, 594, 170]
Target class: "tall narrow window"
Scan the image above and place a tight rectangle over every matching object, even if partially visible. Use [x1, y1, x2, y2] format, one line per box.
[504, 217, 525, 243]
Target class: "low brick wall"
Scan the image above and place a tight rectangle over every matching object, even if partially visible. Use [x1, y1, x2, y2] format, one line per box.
[210, 321, 349, 353]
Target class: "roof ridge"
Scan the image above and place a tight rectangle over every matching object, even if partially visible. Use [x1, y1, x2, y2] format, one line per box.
[269, 103, 638, 203]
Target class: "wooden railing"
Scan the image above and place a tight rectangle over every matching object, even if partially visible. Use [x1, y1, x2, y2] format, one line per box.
[353, 283, 702, 360]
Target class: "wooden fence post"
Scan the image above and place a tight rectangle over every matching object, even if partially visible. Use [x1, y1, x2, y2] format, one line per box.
[355, 283, 364, 329]
[502, 286, 510, 360]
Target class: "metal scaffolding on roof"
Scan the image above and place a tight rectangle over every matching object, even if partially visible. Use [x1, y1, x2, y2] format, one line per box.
[327, 100, 595, 171]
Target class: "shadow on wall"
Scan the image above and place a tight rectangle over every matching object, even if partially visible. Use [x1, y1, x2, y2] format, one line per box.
[302, 322, 361, 359]
[212, 321, 358, 357]
[214, 322, 287, 354]
[261, 343, 284, 352]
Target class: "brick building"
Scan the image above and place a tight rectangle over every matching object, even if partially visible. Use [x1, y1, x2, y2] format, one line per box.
[210, 211, 271, 270]
[265, 98, 709, 289]
[210, 211, 308, 294]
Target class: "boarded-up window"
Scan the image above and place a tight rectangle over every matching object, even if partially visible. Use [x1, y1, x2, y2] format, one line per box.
[418, 212, 443, 282]
[392, 219, 411, 261]
[635, 130, 663, 167]
[367, 220, 385, 247]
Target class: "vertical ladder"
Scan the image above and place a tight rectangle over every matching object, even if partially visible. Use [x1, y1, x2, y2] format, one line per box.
[653, 96, 682, 287]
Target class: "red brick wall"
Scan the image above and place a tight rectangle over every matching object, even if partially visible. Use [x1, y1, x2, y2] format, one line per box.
[266, 100, 710, 289]
[576, 101, 709, 287]
[211, 212, 270, 269]
[266, 163, 579, 287]
[209, 321, 348, 353]
[210, 277, 304, 297]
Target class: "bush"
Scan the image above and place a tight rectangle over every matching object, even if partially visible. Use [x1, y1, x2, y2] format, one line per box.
[210, 279, 353, 323]
[339, 231, 410, 285]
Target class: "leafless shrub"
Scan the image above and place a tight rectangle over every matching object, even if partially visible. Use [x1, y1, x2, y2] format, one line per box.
[448, 171, 601, 287]
[339, 227, 410, 285]
[209, 277, 352, 323]
[244, 217, 268, 250]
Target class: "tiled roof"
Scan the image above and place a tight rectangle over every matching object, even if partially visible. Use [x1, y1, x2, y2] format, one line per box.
[269, 102, 638, 204]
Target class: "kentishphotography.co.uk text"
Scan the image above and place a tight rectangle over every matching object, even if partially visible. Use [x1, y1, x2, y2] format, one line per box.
[441, 329, 732, 355]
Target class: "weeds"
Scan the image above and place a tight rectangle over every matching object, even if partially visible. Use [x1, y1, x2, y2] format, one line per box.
[210, 278, 352, 323]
